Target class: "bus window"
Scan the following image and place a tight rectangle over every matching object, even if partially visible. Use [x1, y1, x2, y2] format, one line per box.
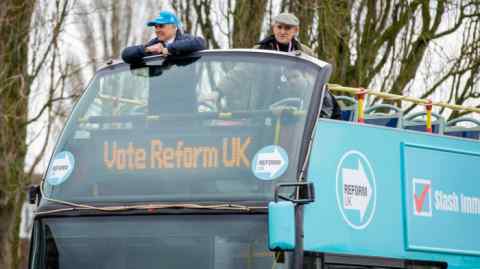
[42, 53, 321, 204]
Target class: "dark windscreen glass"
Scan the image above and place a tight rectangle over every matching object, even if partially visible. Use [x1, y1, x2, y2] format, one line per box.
[40, 215, 286, 269]
[43, 53, 320, 203]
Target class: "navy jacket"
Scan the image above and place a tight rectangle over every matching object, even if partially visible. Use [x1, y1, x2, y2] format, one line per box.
[122, 31, 206, 64]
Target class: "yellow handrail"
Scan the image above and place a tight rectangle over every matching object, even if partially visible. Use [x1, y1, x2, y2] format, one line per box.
[328, 84, 480, 114]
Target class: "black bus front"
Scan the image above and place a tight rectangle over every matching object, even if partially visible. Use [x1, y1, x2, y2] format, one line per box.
[29, 50, 331, 269]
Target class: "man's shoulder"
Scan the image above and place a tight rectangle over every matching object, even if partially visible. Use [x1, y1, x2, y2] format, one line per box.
[298, 42, 315, 57]
[177, 32, 190, 38]
[175, 32, 201, 41]
[254, 35, 275, 49]
[257, 35, 275, 45]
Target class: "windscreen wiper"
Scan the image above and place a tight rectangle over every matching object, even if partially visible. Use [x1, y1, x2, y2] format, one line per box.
[36, 198, 267, 216]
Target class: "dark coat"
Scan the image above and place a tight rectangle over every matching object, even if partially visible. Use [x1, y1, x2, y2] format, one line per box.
[254, 35, 315, 57]
[121, 31, 206, 64]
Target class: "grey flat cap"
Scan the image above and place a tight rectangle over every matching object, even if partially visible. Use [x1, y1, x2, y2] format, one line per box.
[272, 13, 299, 26]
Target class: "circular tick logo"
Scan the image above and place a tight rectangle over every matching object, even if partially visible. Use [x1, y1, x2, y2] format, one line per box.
[46, 151, 75, 186]
[252, 145, 289, 180]
[335, 150, 376, 230]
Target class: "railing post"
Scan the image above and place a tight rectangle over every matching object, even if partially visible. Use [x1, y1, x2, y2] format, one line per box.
[356, 88, 367, 123]
[426, 100, 433, 133]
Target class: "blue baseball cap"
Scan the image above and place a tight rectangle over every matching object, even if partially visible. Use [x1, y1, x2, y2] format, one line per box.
[147, 11, 180, 27]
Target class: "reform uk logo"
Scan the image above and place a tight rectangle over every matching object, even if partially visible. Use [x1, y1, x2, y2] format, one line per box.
[336, 150, 377, 230]
[413, 178, 432, 217]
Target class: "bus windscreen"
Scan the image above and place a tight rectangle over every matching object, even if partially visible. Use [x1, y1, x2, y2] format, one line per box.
[42, 53, 320, 203]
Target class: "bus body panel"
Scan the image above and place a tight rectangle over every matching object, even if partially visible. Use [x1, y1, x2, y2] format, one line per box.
[305, 119, 480, 268]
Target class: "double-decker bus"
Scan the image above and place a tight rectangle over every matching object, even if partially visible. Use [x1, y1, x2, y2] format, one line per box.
[28, 50, 480, 268]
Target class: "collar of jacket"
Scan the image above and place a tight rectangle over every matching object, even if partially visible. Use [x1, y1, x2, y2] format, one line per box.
[257, 35, 301, 50]
[152, 30, 185, 44]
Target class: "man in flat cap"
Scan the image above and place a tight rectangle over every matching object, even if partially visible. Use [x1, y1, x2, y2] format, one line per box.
[254, 12, 314, 56]
[253, 12, 340, 119]
[122, 10, 206, 64]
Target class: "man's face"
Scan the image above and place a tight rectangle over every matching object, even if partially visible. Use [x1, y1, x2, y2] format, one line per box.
[154, 24, 177, 41]
[272, 23, 298, 44]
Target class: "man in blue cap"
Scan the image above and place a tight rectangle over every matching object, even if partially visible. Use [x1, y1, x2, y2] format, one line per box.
[122, 11, 206, 64]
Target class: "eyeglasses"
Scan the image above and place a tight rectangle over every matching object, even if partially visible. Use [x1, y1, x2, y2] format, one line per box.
[154, 24, 168, 29]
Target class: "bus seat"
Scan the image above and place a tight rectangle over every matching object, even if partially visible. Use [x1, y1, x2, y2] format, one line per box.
[445, 117, 480, 140]
[403, 112, 445, 134]
[336, 96, 357, 122]
[364, 104, 403, 128]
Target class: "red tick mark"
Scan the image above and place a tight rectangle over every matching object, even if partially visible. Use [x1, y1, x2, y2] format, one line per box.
[414, 184, 430, 213]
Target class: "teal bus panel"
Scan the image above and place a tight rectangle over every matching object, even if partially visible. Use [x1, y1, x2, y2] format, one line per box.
[304, 119, 480, 268]
[403, 143, 480, 256]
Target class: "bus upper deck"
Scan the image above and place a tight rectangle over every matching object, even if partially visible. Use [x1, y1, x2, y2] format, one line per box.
[29, 50, 480, 269]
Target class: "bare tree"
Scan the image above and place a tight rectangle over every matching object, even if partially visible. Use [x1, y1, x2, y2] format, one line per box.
[0, 1, 75, 267]
[303, 0, 480, 115]
[172, 0, 480, 115]
[171, 0, 194, 33]
[316, 0, 352, 84]
[232, 0, 268, 48]
[0, 1, 40, 268]
[423, 12, 480, 118]
[287, 0, 317, 46]
[66, 0, 163, 91]
[192, 0, 221, 48]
